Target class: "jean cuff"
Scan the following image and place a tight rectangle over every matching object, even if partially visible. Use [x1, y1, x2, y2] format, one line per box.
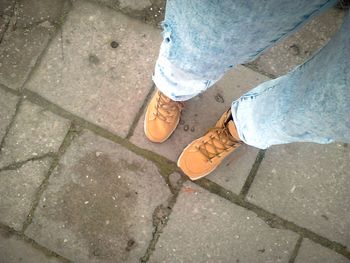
[152, 55, 220, 101]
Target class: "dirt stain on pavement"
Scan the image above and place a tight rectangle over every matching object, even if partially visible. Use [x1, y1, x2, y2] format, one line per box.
[49, 152, 141, 261]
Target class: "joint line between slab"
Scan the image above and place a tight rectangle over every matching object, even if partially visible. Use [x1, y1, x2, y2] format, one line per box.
[23, 88, 178, 176]
[140, 180, 185, 263]
[0, 96, 23, 154]
[18, 0, 73, 93]
[126, 83, 155, 139]
[21, 122, 80, 233]
[288, 236, 303, 263]
[239, 149, 266, 198]
[0, 222, 73, 263]
[0, 153, 55, 172]
[194, 178, 350, 260]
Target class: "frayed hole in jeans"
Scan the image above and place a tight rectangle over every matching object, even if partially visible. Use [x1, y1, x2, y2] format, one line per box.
[165, 37, 170, 43]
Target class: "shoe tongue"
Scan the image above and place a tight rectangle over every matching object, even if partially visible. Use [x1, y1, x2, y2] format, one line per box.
[202, 121, 239, 158]
[226, 120, 240, 141]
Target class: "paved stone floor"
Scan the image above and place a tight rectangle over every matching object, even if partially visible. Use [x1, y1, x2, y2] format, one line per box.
[0, 0, 349, 262]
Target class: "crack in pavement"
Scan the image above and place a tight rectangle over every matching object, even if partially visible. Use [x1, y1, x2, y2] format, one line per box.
[21, 122, 82, 233]
[0, 153, 55, 172]
[288, 236, 304, 263]
[140, 177, 186, 263]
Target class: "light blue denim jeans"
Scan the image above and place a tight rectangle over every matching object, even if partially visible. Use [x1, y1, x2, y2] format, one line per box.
[153, 0, 350, 149]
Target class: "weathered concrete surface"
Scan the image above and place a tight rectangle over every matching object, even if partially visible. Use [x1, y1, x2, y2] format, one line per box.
[0, 158, 52, 231]
[0, 88, 18, 141]
[0, 26, 51, 90]
[249, 8, 346, 76]
[16, 0, 70, 28]
[0, 0, 69, 90]
[295, 239, 350, 263]
[118, 0, 152, 10]
[25, 0, 162, 138]
[0, 0, 14, 40]
[91, 0, 165, 26]
[0, 228, 65, 263]
[247, 143, 350, 247]
[0, 0, 15, 16]
[25, 130, 172, 263]
[0, 101, 70, 168]
[150, 182, 298, 263]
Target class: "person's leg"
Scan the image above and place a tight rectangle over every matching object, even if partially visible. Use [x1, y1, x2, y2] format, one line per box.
[231, 11, 350, 149]
[178, 11, 349, 180]
[153, 0, 337, 101]
[146, 0, 337, 143]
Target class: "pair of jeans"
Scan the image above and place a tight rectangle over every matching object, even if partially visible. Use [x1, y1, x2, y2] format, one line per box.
[152, 0, 350, 149]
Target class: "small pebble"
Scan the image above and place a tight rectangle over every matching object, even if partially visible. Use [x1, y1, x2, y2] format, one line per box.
[215, 94, 225, 103]
[110, 41, 119, 48]
[289, 44, 300, 55]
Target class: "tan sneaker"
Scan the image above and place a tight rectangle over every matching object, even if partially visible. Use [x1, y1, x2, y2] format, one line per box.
[144, 90, 183, 143]
[177, 109, 242, 180]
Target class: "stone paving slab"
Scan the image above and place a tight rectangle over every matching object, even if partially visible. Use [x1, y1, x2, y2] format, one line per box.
[25, 130, 172, 263]
[249, 8, 346, 77]
[0, 158, 51, 231]
[0, 100, 70, 168]
[247, 143, 350, 247]
[0, 26, 52, 90]
[295, 238, 350, 263]
[0, 0, 70, 89]
[0, 88, 18, 141]
[16, 0, 70, 28]
[0, 0, 15, 16]
[149, 182, 298, 263]
[25, 0, 162, 138]
[131, 65, 268, 193]
[114, 0, 152, 10]
[0, 228, 65, 263]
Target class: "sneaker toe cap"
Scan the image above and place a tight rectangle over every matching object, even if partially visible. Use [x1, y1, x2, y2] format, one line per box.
[177, 149, 215, 180]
